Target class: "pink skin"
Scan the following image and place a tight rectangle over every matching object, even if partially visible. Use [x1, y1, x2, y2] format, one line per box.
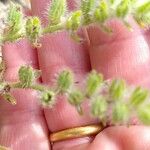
[0, 0, 150, 150]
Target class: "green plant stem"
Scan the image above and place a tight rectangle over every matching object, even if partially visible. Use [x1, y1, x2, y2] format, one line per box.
[2, 34, 25, 43]
[10, 83, 47, 92]
[30, 84, 47, 92]
[42, 23, 64, 34]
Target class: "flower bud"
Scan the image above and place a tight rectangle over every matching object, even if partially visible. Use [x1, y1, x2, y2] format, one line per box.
[68, 89, 84, 106]
[68, 89, 84, 114]
[116, 0, 130, 18]
[66, 11, 82, 31]
[94, 1, 109, 23]
[91, 96, 107, 120]
[26, 17, 41, 46]
[57, 70, 73, 93]
[41, 90, 55, 107]
[109, 79, 126, 100]
[81, 0, 96, 24]
[18, 66, 40, 88]
[134, 1, 150, 28]
[138, 105, 150, 125]
[130, 87, 149, 107]
[48, 0, 67, 25]
[4, 3, 24, 42]
[112, 102, 129, 124]
[85, 70, 103, 97]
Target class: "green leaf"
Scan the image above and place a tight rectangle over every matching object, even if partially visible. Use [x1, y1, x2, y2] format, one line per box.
[85, 70, 103, 97]
[112, 102, 129, 124]
[57, 70, 73, 93]
[48, 0, 67, 25]
[109, 79, 126, 100]
[18, 66, 40, 88]
[41, 90, 55, 107]
[91, 96, 107, 120]
[94, 1, 109, 23]
[130, 87, 149, 107]
[138, 105, 150, 125]
[26, 17, 41, 47]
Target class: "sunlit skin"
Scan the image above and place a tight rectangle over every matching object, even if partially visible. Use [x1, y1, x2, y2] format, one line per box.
[1, 0, 150, 149]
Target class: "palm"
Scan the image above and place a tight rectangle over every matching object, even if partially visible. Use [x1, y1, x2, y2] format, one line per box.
[1, 0, 150, 150]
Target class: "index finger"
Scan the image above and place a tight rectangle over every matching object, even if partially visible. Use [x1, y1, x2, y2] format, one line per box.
[31, 0, 95, 133]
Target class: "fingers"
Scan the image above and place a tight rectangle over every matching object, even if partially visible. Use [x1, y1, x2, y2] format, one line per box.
[53, 137, 91, 150]
[87, 19, 150, 87]
[0, 115, 50, 150]
[52, 126, 150, 150]
[89, 126, 150, 150]
[0, 40, 41, 115]
[31, 0, 96, 133]
[0, 41, 49, 148]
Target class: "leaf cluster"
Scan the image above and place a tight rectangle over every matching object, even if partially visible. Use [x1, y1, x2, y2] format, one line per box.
[1, 0, 150, 45]
[1, 66, 150, 126]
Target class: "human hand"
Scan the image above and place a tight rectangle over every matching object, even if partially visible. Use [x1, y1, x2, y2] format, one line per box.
[1, 0, 150, 149]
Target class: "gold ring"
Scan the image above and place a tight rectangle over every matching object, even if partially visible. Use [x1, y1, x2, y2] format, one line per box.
[50, 124, 103, 142]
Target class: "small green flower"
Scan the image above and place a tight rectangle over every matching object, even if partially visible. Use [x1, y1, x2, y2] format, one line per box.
[3, 3, 24, 42]
[41, 90, 55, 107]
[116, 0, 130, 19]
[91, 96, 107, 120]
[18, 66, 41, 88]
[85, 70, 103, 97]
[68, 89, 84, 114]
[109, 79, 126, 100]
[81, 0, 96, 24]
[94, 1, 109, 23]
[48, 0, 67, 25]
[68, 89, 84, 106]
[66, 11, 82, 42]
[112, 101, 129, 124]
[134, 1, 150, 28]
[66, 11, 82, 31]
[26, 17, 41, 47]
[138, 105, 150, 125]
[130, 87, 149, 107]
[57, 70, 73, 93]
